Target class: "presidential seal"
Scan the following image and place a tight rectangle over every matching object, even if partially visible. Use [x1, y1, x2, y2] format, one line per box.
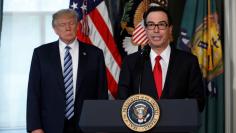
[121, 94, 160, 132]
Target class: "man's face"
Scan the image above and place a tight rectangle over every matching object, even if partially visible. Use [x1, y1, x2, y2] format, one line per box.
[53, 14, 78, 44]
[145, 11, 172, 50]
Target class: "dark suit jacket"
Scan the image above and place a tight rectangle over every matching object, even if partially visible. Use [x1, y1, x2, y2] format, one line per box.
[27, 40, 108, 133]
[118, 45, 205, 112]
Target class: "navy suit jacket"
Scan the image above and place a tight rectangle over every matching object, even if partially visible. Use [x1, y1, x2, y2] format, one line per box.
[118, 45, 205, 112]
[27, 40, 108, 133]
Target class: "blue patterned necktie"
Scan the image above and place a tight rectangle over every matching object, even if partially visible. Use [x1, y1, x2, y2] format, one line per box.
[64, 46, 74, 120]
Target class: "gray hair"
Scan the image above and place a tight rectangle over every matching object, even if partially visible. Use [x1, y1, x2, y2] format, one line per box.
[52, 9, 78, 27]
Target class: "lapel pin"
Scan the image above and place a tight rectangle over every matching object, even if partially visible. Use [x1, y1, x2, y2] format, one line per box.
[82, 52, 87, 56]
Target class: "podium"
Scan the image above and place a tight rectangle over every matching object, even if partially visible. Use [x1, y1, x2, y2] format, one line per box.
[79, 99, 200, 132]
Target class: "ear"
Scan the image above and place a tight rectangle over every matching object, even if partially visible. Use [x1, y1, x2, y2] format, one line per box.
[53, 27, 59, 36]
[168, 25, 173, 42]
[169, 25, 173, 34]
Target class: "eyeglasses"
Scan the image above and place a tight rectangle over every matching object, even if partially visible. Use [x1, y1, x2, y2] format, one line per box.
[146, 21, 169, 30]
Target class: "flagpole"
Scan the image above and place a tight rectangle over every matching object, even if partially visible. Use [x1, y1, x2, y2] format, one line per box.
[224, 0, 234, 132]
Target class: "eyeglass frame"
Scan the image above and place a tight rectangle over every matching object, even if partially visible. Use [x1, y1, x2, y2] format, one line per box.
[145, 21, 169, 30]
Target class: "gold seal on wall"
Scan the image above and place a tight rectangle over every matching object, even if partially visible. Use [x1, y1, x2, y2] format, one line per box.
[121, 94, 160, 132]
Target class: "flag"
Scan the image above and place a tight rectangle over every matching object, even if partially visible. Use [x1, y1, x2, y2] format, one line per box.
[177, 0, 224, 132]
[131, 21, 148, 46]
[69, 0, 122, 99]
[120, 0, 168, 55]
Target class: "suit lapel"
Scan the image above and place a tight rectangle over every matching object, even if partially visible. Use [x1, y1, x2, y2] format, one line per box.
[76, 42, 88, 90]
[50, 41, 65, 92]
[142, 58, 158, 99]
[162, 46, 176, 98]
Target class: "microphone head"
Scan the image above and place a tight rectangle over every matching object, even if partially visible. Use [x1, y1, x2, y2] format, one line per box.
[140, 45, 150, 59]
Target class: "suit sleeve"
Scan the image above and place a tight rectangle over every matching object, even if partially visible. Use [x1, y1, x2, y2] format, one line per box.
[188, 56, 206, 112]
[26, 49, 42, 132]
[97, 50, 108, 99]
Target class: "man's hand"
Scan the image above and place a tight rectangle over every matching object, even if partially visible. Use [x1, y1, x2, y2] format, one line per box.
[31, 129, 44, 133]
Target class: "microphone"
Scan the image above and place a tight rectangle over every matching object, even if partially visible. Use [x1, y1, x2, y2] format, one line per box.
[140, 45, 150, 59]
[138, 45, 150, 94]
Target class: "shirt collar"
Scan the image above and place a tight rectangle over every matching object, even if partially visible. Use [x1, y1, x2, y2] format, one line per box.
[150, 45, 171, 64]
[59, 39, 78, 50]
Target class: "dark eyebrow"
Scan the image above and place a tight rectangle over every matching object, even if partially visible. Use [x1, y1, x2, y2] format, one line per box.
[146, 21, 155, 24]
[158, 20, 168, 23]
[146, 20, 168, 24]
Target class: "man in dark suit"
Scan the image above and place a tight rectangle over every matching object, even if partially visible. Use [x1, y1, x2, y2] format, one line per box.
[26, 9, 108, 133]
[118, 6, 205, 112]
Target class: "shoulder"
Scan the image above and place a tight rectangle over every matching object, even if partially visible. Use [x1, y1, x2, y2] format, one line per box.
[172, 47, 199, 65]
[121, 51, 141, 68]
[79, 41, 105, 60]
[173, 47, 197, 59]
[123, 51, 140, 62]
[79, 41, 103, 54]
[34, 41, 58, 52]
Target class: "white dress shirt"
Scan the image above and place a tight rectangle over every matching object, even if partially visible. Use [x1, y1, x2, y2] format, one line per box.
[150, 45, 171, 90]
[59, 39, 79, 98]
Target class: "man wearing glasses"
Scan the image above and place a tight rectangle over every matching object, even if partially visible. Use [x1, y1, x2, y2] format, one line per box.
[117, 6, 205, 112]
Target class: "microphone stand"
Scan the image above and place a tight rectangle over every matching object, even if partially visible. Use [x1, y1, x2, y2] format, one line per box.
[138, 45, 150, 94]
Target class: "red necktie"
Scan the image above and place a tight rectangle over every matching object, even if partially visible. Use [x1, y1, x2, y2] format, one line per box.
[153, 56, 162, 99]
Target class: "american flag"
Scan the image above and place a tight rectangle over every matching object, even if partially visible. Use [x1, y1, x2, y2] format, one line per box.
[131, 21, 148, 46]
[69, 0, 122, 99]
